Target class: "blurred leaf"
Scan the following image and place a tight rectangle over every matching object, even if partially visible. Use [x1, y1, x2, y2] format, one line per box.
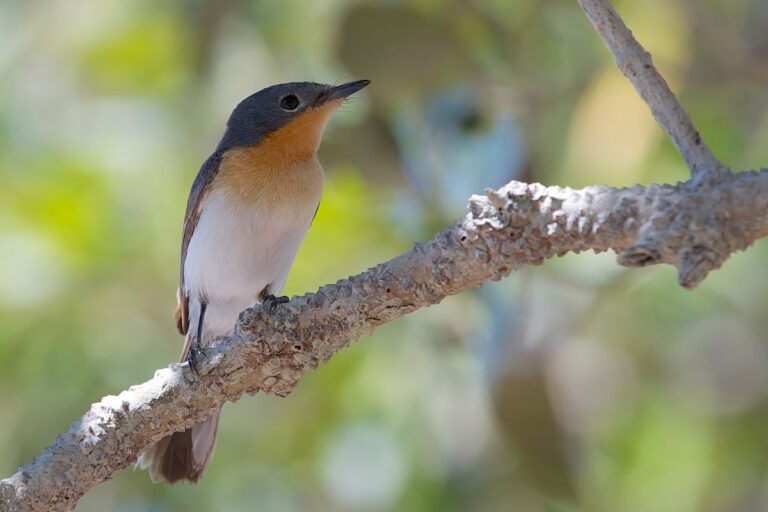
[77, 11, 190, 95]
[337, 5, 471, 101]
[494, 353, 576, 500]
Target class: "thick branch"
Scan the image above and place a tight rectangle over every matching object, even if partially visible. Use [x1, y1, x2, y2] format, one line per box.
[577, 0, 724, 178]
[3, 171, 768, 511]
[1, 2, 762, 510]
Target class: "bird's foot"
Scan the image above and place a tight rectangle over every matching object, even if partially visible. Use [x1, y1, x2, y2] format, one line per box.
[188, 301, 208, 376]
[262, 294, 290, 313]
[187, 341, 206, 376]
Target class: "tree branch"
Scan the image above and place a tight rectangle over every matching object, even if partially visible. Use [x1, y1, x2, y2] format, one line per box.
[2, 1, 764, 510]
[3, 172, 768, 510]
[576, 0, 725, 179]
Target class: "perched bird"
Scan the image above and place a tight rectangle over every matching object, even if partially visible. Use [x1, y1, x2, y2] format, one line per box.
[138, 80, 370, 484]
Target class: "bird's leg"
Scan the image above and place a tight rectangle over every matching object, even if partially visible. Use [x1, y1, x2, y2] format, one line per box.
[188, 301, 207, 375]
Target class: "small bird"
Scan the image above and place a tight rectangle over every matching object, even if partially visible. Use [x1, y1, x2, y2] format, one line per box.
[138, 79, 370, 484]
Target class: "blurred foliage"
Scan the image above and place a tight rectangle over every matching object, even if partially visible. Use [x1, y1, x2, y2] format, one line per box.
[1, 0, 768, 511]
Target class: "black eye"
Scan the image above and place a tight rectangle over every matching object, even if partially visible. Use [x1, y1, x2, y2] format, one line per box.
[280, 94, 300, 110]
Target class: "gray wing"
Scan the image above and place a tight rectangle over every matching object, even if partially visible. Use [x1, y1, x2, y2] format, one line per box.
[175, 151, 225, 335]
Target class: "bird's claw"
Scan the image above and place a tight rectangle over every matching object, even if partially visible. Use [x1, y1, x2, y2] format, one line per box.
[187, 343, 206, 376]
[262, 294, 289, 313]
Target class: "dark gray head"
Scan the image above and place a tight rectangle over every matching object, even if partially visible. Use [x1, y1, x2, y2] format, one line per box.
[218, 80, 370, 151]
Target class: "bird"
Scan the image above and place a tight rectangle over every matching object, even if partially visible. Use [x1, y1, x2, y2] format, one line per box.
[137, 79, 370, 485]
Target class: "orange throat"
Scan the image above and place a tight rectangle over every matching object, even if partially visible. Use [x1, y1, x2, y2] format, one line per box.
[212, 101, 339, 206]
[257, 99, 342, 164]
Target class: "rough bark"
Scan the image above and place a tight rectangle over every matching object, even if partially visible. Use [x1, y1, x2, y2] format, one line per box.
[2, 1, 765, 510]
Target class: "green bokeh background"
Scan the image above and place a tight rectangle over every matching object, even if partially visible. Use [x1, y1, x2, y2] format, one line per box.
[2, 1, 768, 511]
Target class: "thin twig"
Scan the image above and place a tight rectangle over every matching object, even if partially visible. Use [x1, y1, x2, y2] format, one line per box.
[576, 0, 725, 178]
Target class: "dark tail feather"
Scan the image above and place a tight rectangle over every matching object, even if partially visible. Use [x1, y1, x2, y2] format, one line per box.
[162, 430, 202, 484]
[138, 408, 220, 484]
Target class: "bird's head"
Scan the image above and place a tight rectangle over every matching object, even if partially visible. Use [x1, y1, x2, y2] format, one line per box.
[219, 80, 370, 160]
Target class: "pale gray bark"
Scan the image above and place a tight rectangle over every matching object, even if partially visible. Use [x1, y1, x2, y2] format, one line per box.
[2, 1, 766, 510]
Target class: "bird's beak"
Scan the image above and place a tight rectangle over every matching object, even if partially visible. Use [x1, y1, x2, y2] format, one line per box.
[322, 80, 371, 104]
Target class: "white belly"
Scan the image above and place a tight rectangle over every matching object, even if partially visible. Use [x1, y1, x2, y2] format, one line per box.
[183, 186, 318, 344]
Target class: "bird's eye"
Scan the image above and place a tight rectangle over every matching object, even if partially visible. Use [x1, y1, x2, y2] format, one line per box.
[280, 94, 300, 111]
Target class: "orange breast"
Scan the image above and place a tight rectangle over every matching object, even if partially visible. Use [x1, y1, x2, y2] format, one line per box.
[212, 101, 338, 207]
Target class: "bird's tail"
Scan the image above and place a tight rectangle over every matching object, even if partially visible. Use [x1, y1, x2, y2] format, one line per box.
[137, 408, 221, 485]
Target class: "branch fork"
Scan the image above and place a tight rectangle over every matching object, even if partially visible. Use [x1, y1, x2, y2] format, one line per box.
[3, 1, 765, 510]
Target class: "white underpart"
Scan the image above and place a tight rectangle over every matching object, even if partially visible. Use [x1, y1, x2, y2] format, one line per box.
[183, 181, 320, 346]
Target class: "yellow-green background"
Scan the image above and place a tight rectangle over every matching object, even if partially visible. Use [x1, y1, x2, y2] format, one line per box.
[2, 1, 768, 511]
